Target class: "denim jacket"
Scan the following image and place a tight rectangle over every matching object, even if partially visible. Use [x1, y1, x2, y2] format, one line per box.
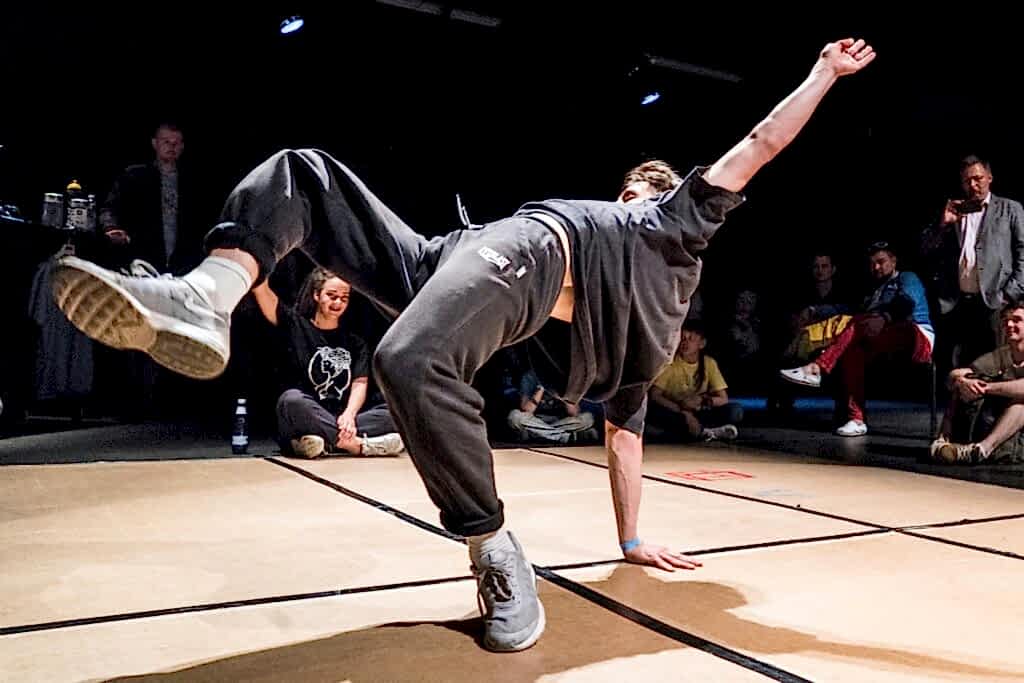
[864, 271, 934, 335]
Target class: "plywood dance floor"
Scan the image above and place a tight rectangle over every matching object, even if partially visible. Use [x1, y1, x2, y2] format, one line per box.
[3, 442, 1023, 682]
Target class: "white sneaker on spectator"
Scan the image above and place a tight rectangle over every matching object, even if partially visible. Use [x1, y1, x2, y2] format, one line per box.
[291, 435, 326, 459]
[835, 420, 867, 437]
[935, 441, 988, 465]
[361, 432, 405, 456]
[929, 436, 950, 460]
[779, 366, 821, 388]
[702, 424, 739, 441]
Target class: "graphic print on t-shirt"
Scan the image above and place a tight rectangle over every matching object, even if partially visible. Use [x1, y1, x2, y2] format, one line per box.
[308, 346, 352, 401]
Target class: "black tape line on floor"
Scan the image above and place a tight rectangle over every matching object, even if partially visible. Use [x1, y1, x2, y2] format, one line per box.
[897, 530, 1024, 561]
[0, 530, 888, 641]
[267, 456, 465, 542]
[268, 457, 812, 682]
[0, 575, 472, 636]
[548, 529, 890, 572]
[536, 568, 813, 683]
[526, 447, 891, 529]
[527, 447, 1024, 562]
[900, 512, 1024, 529]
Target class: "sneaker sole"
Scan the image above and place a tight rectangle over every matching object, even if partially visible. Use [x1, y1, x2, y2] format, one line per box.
[51, 261, 228, 380]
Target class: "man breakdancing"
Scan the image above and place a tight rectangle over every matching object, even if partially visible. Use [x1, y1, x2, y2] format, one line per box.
[52, 38, 875, 652]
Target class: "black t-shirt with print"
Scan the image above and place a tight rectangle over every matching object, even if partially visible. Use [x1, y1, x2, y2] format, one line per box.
[275, 302, 370, 414]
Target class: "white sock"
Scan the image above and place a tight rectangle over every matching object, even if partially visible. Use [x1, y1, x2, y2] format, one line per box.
[183, 256, 254, 314]
[468, 527, 514, 568]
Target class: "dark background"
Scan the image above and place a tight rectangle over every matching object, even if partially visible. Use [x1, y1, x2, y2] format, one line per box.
[2, 3, 1022, 427]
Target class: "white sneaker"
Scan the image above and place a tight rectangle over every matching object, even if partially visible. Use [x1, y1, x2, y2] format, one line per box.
[935, 442, 987, 465]
[291, 435, 326, 459]
[51, 256, 229, 380]
[929, 436, 950, 460]
[361, 432, 405, 456]
[702, 424, 739, 441]
[835, 420, 868, 437]
[779, 366, 821, 388]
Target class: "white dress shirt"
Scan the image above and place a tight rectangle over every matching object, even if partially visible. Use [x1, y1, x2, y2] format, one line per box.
[958, 192, 991, 294]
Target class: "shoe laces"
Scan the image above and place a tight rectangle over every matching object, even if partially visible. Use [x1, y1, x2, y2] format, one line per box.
[474, 552, 518, 607]
[122, 259, 167, 279]
[957, 443, 985, 464]
[121, 260, 215, 313]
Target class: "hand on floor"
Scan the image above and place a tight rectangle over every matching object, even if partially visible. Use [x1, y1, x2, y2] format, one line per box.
[624, 542, 703, 572]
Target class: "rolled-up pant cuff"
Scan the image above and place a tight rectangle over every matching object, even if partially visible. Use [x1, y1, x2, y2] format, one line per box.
[442, 506, 504, 538]
[203, 221, 278, 285]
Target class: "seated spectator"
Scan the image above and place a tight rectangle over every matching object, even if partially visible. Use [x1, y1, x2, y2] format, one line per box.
[647, 321, 743, 442]
[780, 242, 934, 436]
[720, 288, 762, 386]
[769, 251, 853, 413]
[930, 301, 1024, 465]
[251, 267, 405, 458]
[788, 252, 854, 339]
[507, 368, 599, 444]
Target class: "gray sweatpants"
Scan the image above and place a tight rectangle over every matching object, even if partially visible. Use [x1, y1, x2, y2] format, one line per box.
[206, 150, 565, 536]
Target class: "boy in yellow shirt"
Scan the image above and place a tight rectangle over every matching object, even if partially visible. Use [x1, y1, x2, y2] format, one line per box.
[648, 321, 742, 441]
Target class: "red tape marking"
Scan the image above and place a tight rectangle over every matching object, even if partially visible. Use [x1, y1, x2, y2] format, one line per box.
[665, 469, 754, 481]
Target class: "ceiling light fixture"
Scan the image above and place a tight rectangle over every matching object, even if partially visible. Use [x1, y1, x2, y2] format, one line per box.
[280, 16, 305, 34]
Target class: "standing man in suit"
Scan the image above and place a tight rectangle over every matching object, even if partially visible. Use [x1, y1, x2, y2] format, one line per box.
[921, 155, 1024, 383]
[98, 121, 213, 420]
[100, 121, 206, 275]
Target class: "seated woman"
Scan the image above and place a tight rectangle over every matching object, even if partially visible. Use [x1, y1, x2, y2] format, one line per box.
[646, 321, 743, 442]
[252, 267, 404, 458]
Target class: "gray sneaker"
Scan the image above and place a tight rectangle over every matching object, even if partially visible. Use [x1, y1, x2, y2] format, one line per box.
[360, 432, 405, 456]
[471, 531, 546, 652]
[51, 256, 230, 380]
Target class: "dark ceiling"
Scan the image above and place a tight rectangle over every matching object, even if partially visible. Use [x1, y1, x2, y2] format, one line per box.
[2, 3, 1023, 289]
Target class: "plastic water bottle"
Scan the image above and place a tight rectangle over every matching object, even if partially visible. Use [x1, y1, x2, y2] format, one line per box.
[232, 398, 249, 454]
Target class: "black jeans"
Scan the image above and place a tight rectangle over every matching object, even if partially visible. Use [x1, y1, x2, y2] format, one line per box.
[646, 401, 744, 440]
[276, 388, 398, 452]
[206, 150, 565, 536]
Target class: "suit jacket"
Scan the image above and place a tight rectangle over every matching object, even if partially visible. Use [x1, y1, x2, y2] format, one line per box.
[100, 162, 207, 274]
[921, 193, 1024, 311]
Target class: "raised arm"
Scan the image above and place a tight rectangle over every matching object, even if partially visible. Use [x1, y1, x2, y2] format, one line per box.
[704, 38, 876, 192]
[251, 280, 280, 326]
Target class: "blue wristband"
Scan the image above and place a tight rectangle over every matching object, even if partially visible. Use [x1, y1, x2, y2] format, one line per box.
[620, 537, 641, 552]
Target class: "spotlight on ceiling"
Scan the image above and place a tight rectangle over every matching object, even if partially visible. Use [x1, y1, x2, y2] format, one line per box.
[280, 16, 305, 34]
[641, 92, 661, 106]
